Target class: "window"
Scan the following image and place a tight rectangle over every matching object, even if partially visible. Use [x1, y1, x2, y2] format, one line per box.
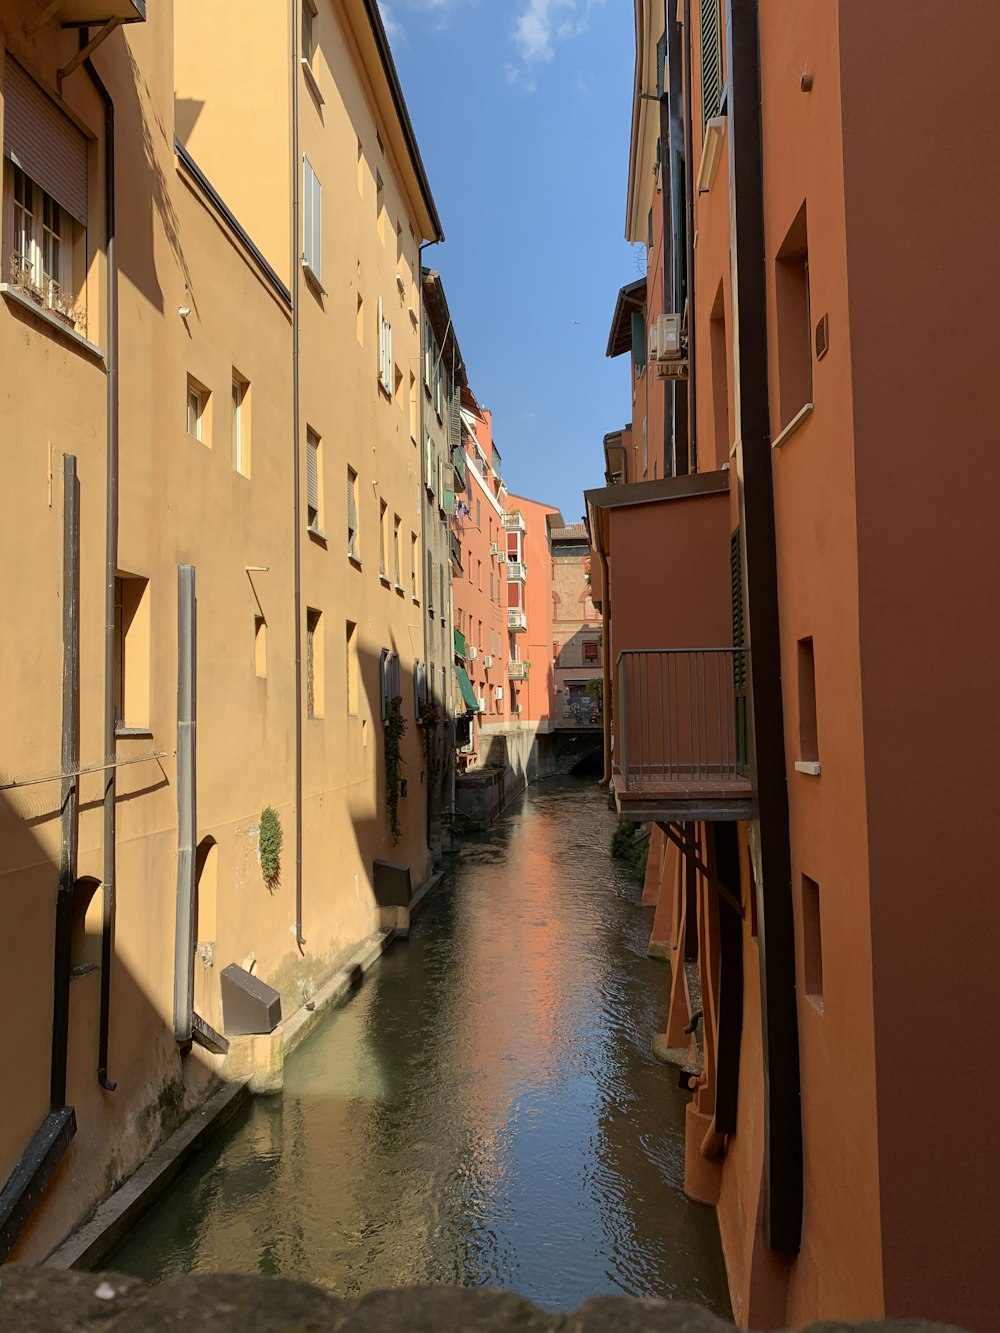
[302, 156, 322, 285]
[380, 648, 400, 720]
[433, 351, 443, 418]
[377, 297, 393, 392]
[409, 371, 417, 440]
[187, 377, 208, 443]
[302, 0, 317, 66]
[306, 428, 322, 532]
[113, 574, 150, 731]
[346, 620, 358, 714]
[254, 615, 267, 678]
[489, 572, 494, 601]
[476, 499, 481, 530]
[393, 514, 401, 587]
[775, 203, 812, 434]
[797, 637, 819, 765]
[439, 563, 445, 622]
[552, 641, 559, 663]
[411, 532, 418, 598]
[376, 171, 385, 243]
[3, 62, 88, 334]
[232, 373, 249, 476]
[306, 608, 324, 717]
[801, 875, 823, 1011]
[347, 467, 359, 559]
[478, 560, 482, 590]
[700, 0, 724, 130]
[710, 282, 730, 466]
[427, 550, 434, 615]
[583, 640, 599, 665]
[379, 499, 388, 576]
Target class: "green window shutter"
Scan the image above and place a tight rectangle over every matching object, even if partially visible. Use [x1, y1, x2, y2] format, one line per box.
[656, 32, 667, 97]
[647, 207, 654, 251]
[630, 311, 647, 374]
[700, 0, 723, 131]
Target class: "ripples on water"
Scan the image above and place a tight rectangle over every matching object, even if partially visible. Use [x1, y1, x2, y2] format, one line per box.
[106, 779, 732, 1316]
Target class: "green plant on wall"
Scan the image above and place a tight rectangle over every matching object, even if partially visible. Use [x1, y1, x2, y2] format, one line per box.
[384, 696, 407, 844]
[259, 805, 283, 888]
[611, 821, 649, 880]
[585, 678, 603, 713]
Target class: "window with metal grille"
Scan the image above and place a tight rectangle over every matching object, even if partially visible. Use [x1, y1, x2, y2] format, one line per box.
[347, 467, 358, 558]
[380, 648, 400, 720]
[306, 428, 321, 531]
[700, 0, 723, 131]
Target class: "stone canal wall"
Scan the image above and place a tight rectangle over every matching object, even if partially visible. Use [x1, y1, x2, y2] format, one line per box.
[0, 1268, 971, 1331]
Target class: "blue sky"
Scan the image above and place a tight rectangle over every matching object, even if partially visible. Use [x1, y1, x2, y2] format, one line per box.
[378, 0, 638, 523]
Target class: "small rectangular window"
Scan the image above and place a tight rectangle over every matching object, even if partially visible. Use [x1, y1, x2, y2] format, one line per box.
[378, 298, 393, 392]
[302, 0, 317, 66]
[393, 514, 401, 587]
[306, 428, 322, 532]
[114, 574, 151, 731]
[254, 615, 267, 678]
[347, 467, 359, 559]
[379, 499, 388, 576]
[187, 377, 208, 443]
[306, 608, 324, 718]
[411, 532, 418, 598]
[346, 620, 358, 714]
[232, 373, 249, 477]
[797, 636, 819, 764]
[775, 203, 812, 434]
[302, 156, 322, 285]
[583, 640, 599, 664]
[801, 875, 823, 1011]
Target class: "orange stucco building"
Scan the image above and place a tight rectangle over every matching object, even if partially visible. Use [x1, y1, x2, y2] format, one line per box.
[588, 3, 1000, 1331]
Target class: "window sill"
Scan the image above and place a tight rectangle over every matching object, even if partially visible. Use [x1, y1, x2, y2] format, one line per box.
[412, 596, 421, 606]
[772, 401, 813, 450]
[378, 379, 391, 399]
[1, 285, 105, 362]
[301, 261, 326, 296]
[300, 58, 324, 105]
[308, 525, 328, 546]
[348, 554, 363, 572]
[379, 573, 392, 589]
[394, 582, 405, 596]
[116, 727, 153, 739]
[794, 760, 821, 777]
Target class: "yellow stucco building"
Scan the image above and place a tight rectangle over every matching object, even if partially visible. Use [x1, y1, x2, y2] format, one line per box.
[0, 0, 442, 1260]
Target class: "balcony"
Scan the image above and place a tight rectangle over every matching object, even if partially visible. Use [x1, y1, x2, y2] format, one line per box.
[508, 609, 527, 632]
[503, 510, 526, 534]
[506, 560, 527, 583]
[508, 660, 529, 681]
[614, 649, 755, 822]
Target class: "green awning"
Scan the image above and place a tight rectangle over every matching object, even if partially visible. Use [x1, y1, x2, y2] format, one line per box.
[454, 627, 466, 658]
[455, 664, 478, 710]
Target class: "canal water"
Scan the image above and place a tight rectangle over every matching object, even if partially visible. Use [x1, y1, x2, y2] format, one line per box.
[106, 779, 731, 1316]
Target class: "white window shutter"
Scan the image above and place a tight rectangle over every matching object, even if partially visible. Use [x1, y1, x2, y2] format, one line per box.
[386, 319, 393, 387]
[302, 157, 313, 268]
[311, 168, 322, 283]
[377, 298, 384, 386]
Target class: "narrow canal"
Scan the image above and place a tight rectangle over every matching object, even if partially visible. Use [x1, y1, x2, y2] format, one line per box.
[107, 779, 731, 1315]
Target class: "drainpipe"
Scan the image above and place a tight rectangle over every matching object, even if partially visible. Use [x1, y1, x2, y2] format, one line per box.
[291, 3, 305, 948]
[681, 0, 697, 474]
[82, 45, 118, 1093]
[725, 0, 802, 1253]
[173, 566, 196, 1040]
[52, 454, 80, 1109]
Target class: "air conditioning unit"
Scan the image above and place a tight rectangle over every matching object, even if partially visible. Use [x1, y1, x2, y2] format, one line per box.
[396, 273, 406, 295]
[655, 314, 684, 361]
[482, 654, 494, 668]
[496, 551, 507, 563]
[478, 698, 487, 713]
[489, 543, 500, 556]
[467, 645, 478, 660]
[512, 703, 522, 715]
[495, 687, 504, 702]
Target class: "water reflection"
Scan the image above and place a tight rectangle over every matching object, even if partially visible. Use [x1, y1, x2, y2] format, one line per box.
[106, 780, 731, 1315]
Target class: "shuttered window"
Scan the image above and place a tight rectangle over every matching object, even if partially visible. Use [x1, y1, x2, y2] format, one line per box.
[656, 32, 667, 98]
[700, 0, 723, 131]
[347, 467, 358, 557]
[302, 156, 322, 283]
[631, 311, 646, 375]
[306, 428, 320, 531]
[378, 297, 393, 391]
[427, 549, 434, 615]
[380, 648, 400, 720]
[3, 60, 88, 225]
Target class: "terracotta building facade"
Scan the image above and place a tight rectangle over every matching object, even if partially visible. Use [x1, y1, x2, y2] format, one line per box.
[588, 3, 1000, 1331]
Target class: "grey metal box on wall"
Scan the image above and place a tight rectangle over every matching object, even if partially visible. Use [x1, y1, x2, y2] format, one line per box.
[220, 964, 282, 1036]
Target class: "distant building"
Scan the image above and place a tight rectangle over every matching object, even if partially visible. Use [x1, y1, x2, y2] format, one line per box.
[550, 524, 602, 729]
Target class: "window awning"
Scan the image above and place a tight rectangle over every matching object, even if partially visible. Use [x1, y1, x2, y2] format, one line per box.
[455, 664, 478, 711]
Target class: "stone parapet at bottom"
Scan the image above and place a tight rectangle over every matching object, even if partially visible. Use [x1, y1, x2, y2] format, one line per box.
[0, 1268, 972, 1332]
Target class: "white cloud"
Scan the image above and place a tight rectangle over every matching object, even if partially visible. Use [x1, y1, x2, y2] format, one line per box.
[378, 1, 405, 42]
[510, 0, 604, 75]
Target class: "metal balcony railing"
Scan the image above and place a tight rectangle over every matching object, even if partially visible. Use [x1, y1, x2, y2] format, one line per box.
[503, 510, 526, 533]
[616, 649, 749, 792]
[507, 560, 527, 582]
[508, 660, 529, 680]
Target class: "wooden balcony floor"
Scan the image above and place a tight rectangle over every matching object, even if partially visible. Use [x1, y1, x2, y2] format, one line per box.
[612, 766, 757, 823]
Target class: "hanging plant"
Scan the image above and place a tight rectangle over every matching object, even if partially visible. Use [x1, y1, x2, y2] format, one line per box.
[259, 805, 283, 888]
[384, 696, 407, 844]
[417, 698, 441, 728]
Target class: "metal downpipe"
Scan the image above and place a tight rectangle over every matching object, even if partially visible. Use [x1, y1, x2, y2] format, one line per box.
[291, 2, 305, 949]
[173, 565, 197, 1041]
